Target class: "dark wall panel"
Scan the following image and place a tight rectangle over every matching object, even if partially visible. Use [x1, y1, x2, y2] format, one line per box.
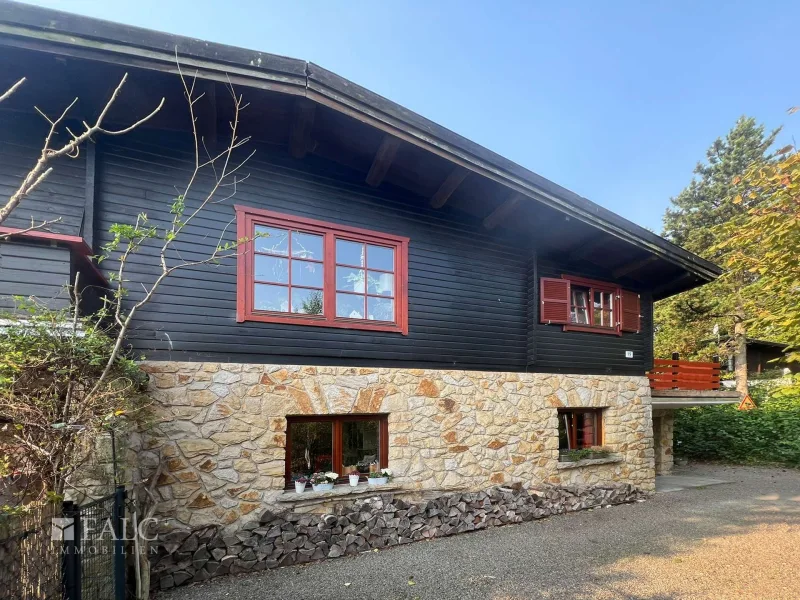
[0, 242, 71, 309]
[94, 133, 530, 370]
[0, 113, 87, 237]
[532, 259, 653, 375]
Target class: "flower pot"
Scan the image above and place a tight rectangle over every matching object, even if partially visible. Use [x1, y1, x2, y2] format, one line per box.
[368, 477, 388, 486]
[348, 474, 360, 487]
[312, 483, 334, 492]
[294, 481, 307, 494]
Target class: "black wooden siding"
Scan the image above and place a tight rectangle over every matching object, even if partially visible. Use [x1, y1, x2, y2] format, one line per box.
[0, 115, 87, 237]
[94, 133, 531, 370]
[0, 242, 71, 310]
[532, 259, 654, 375]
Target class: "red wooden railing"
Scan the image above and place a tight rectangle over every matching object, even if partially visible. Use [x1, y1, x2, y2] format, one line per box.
[648, 356, 721, 391]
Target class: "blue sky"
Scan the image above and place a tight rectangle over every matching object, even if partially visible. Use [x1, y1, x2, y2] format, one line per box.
[24, 0, 800, 232]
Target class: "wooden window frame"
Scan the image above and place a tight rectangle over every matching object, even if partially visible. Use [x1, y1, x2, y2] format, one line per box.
[284, 414, 389, 488]
[557, 408, 604, 450]
[561, 275, 622, 336]
[236, 206, 409, 334]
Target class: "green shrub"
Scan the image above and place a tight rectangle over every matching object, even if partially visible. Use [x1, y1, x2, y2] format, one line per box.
[674, 385, 800, 466]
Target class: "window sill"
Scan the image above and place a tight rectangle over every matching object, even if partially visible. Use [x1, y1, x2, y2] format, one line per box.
[556, 455, 623, 470]
[563, 325, 621, 336]
[277, 483, 402, 505]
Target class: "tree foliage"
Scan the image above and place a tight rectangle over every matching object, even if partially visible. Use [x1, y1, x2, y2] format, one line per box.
[0, 297, 149, 502]
[714, 138, 800, 363]
[654, 118, 779, 388]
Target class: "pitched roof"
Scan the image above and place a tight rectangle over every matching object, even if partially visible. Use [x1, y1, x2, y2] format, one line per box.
[0, 0, 722, 285]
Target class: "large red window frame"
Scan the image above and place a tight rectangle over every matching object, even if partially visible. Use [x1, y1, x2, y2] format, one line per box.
[236, 206, 409, 334]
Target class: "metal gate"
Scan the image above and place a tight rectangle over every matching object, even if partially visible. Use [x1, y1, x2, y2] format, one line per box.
[62, 486, 126, 600]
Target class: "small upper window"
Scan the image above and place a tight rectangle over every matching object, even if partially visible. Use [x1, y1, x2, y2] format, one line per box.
[237, 206, 408, 334]
[540, 275, 641, 335]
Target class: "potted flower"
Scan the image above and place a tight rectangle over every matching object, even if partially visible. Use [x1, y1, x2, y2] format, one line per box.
[293, 475, 308, 494]
[347, 466, 361, 487]
[310, 471, 338, 492]
[367, 468, 392, 486]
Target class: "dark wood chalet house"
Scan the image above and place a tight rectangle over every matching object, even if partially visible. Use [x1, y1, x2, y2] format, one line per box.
[0, 1, 739, 587]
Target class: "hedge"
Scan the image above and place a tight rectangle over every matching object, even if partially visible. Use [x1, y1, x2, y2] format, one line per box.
[674, 387, 800, 467]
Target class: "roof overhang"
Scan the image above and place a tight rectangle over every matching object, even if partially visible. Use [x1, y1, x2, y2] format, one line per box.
[0, 1, 722, 292]
[651, 389, 741, 409]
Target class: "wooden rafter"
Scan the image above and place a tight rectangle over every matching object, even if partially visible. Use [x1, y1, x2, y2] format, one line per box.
[483, 193, 523, 230]
[612, 255, 658, 279]
[429, 166, 469, 208]
[365, 135, 401, 187]
[288, 97, 316, 159]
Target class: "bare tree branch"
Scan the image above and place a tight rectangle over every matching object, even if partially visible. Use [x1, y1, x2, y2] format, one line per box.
[0, 77, 25, 103]
[0, 216, 62, 241]
[0, 73, 164, 227]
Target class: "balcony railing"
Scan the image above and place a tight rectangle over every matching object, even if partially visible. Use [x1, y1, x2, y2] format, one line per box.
[648, 355, 721, 391]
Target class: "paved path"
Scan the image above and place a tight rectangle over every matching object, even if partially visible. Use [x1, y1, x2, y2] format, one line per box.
[160, 465, 800, 600]
[654, 473, 732, 493]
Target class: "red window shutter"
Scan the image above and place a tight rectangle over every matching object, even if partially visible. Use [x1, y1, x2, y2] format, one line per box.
[620, 289, 641, 333]
[540, 277, 570, 324]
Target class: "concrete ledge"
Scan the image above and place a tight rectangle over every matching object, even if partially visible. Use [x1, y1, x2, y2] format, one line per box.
[556, 456, 623, 470]
[651, 389, 740, 409]
[277, 483, 402, 506]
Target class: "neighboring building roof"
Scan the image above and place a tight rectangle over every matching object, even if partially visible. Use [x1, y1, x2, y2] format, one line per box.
[0, 0, 722, 285]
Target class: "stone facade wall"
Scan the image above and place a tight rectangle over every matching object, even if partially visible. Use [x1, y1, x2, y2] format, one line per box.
[153, 483, 648, 591]
[652, 409, 675, 475]
[140, 362, 654, 533]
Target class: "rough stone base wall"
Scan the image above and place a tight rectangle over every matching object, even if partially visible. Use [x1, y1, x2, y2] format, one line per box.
[152, 483, 648, 591]
[140, 362, 655, 533]
[652, 410, 675, 475]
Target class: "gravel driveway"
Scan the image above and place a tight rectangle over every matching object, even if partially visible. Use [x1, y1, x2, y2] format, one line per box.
[160, 464, 800, 600]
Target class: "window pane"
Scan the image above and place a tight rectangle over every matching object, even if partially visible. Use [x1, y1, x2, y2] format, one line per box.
[367, 245, 394, 272]
[367, 297, 394, 321]
[593, 291, 602, 311]
[254, 284, 289, 312]
[254, 226, 289, 256]
[578, 412, 597, 447]
[342, 420, 380, 475]
[291, 231, 323, 260]
[292, 260, 323, 288]
[288, 421, 333, 478]
[291, 289, 323, 315]
[336, 239, 365, 267]
[336, 266, 366, 293]
[336, 293, 365, 318]
[255, 255, 289, 283]
[367, 271, 394, 296]
[593, 308, 603, 327]
[570, 287, 589, 324]
[603, 291, 614, 309]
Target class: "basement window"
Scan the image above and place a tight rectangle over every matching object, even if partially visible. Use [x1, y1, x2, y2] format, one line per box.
[557, 408, 603, 451]
[236, 206, 408, 334]
[285, 414, 389, 487]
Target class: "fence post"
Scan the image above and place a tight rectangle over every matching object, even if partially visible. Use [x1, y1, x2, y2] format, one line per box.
[113, 486, 127, 600]
[62, 500, 81, 600]
[671, 352, 680, 389]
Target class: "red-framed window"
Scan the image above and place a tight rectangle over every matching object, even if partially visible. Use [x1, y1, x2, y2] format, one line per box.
[557, 408, 603, 450]
[236, 206, 409, 334]
[539, 275, 641, 335]
[285, 414, 389, 487]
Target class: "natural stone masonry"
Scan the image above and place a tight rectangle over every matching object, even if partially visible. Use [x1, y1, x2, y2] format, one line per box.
[139, 362, 655, 533]
[152, 484, 649, 590]
[652, 409, 675, 475]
